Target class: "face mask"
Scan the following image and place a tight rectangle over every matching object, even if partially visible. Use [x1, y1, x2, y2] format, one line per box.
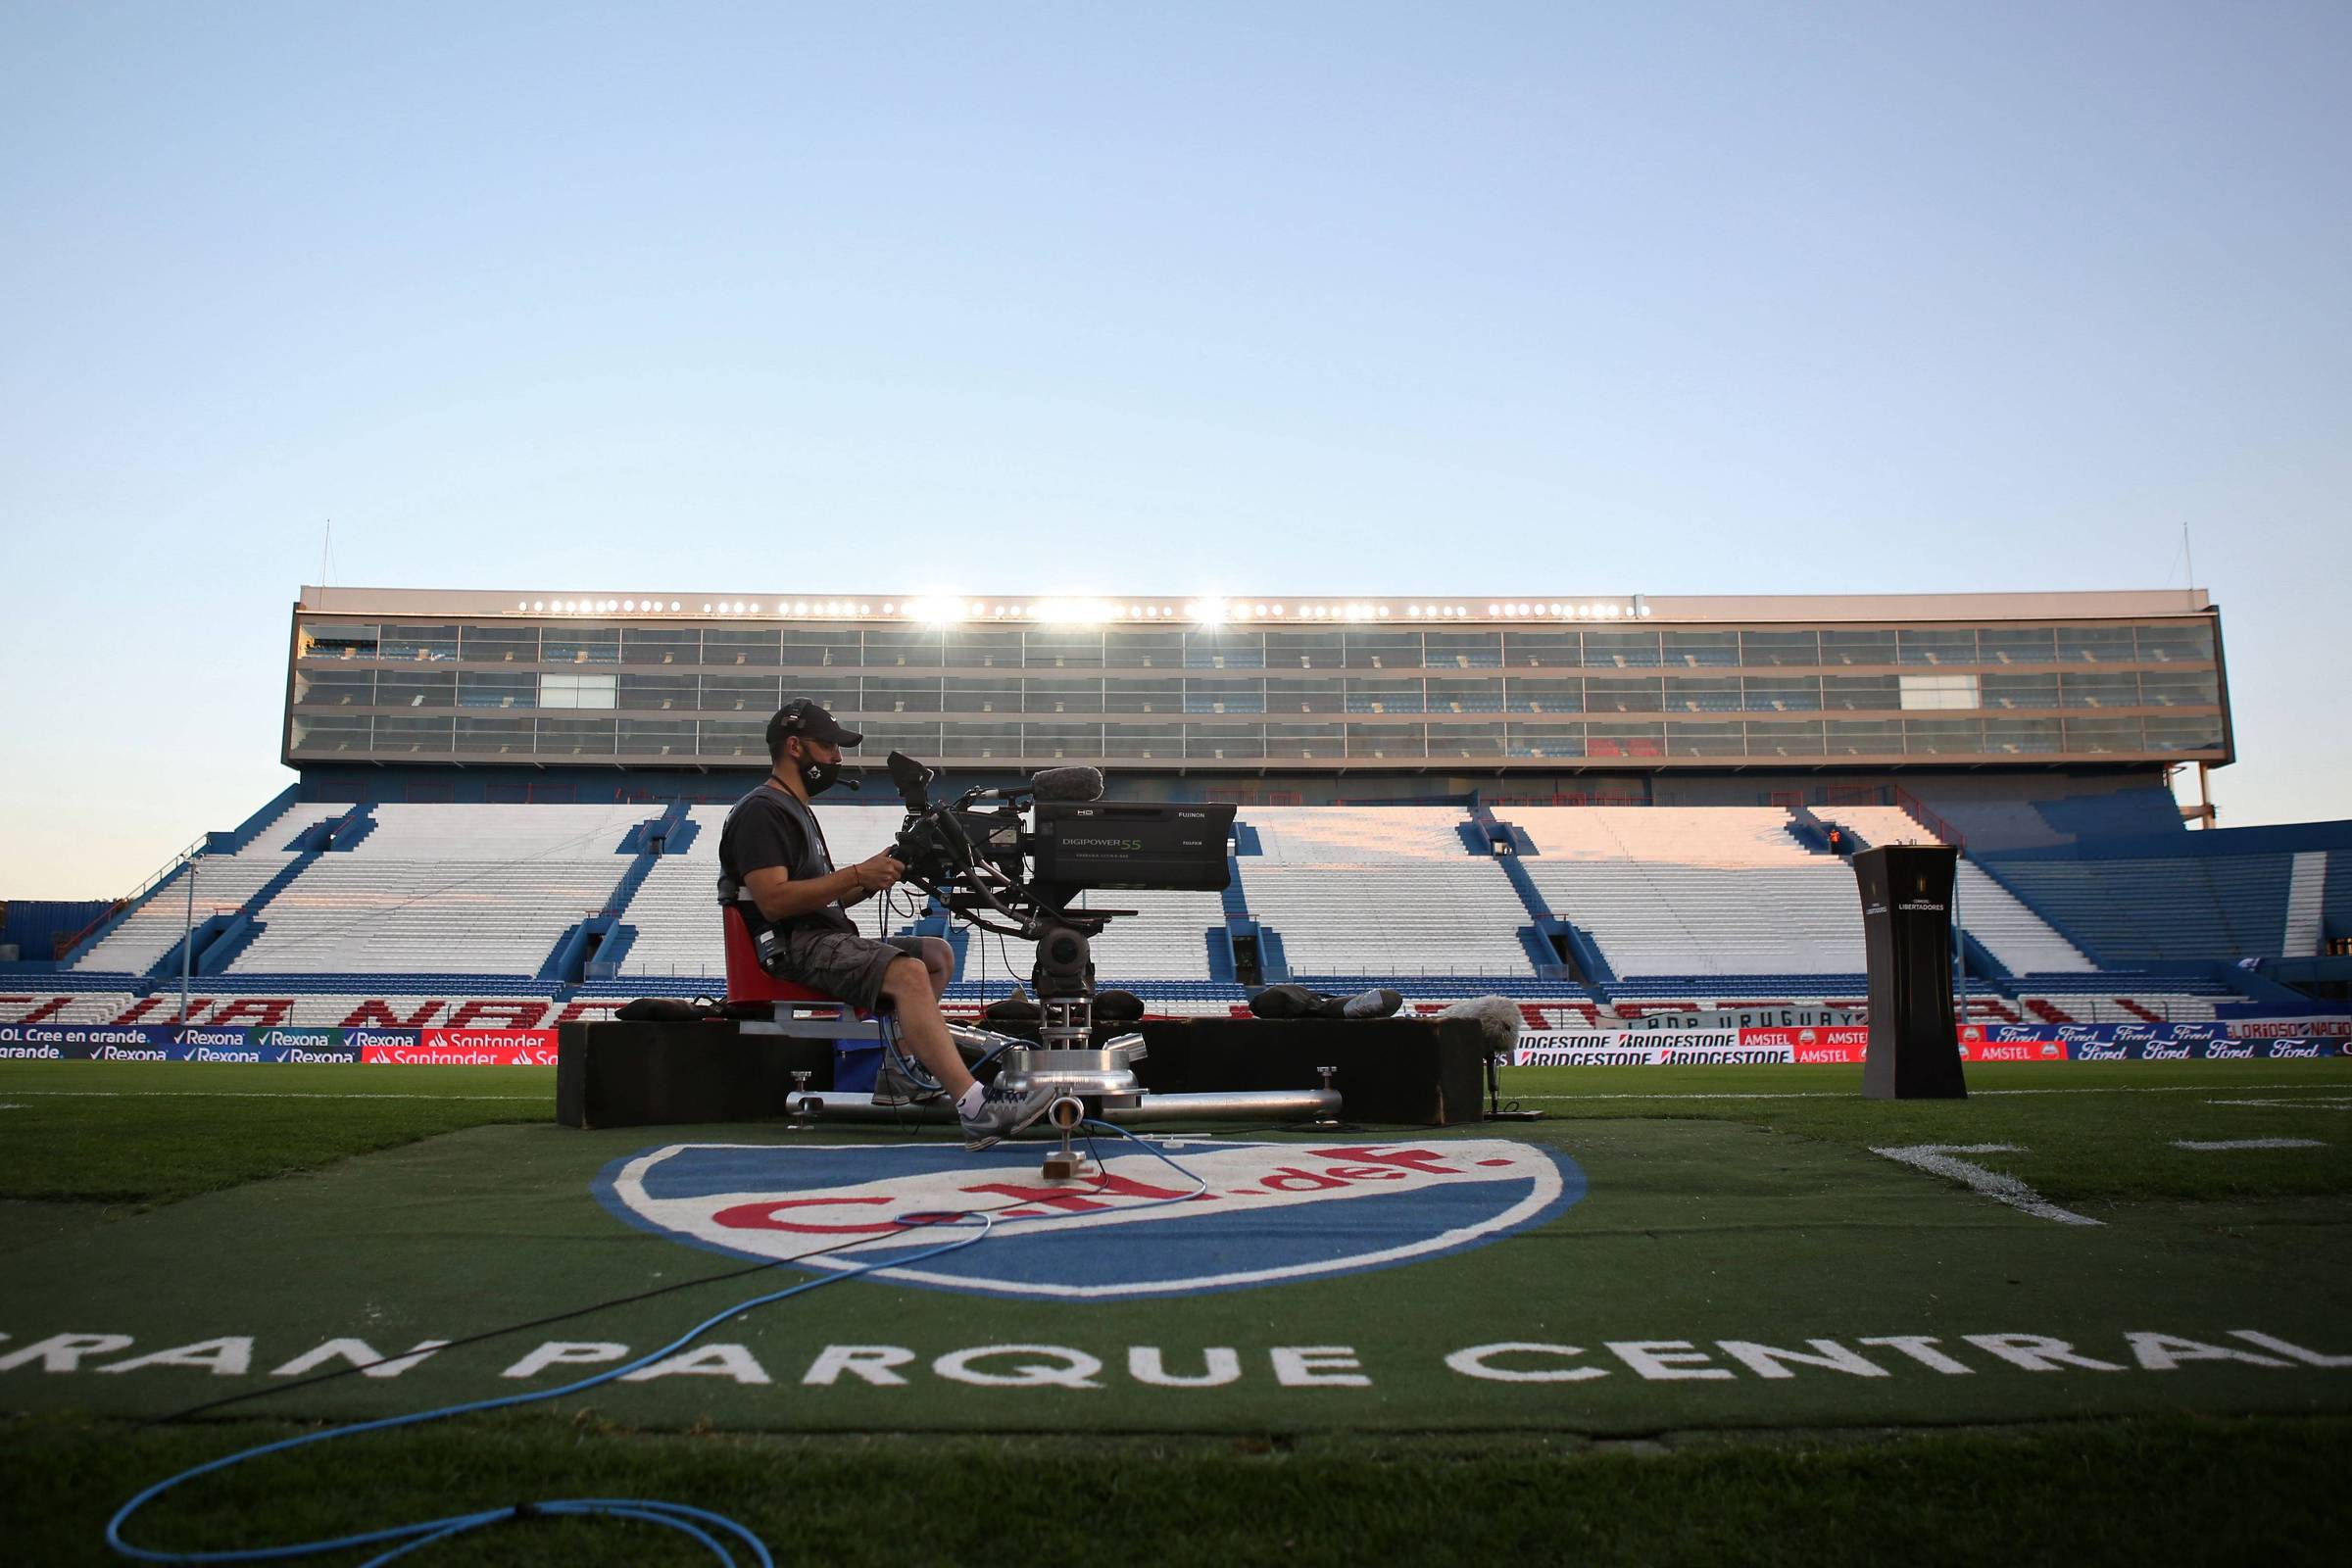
[796, 752, 842, 796]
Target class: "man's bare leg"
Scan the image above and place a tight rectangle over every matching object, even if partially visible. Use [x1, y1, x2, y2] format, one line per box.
[915, 936, 954, 999]
[882, 957, 975, 1099]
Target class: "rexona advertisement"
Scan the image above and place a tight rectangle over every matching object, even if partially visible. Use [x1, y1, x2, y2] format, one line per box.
[0, 1025, 556, 1063]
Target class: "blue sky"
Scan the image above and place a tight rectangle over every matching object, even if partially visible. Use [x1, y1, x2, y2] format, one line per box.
[3, 1, 2346, 898]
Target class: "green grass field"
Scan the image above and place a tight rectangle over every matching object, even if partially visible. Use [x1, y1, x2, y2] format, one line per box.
[4, 1058, 2349, 1564]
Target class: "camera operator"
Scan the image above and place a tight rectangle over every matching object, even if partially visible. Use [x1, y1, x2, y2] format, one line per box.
[717, 700, 1056, 1151]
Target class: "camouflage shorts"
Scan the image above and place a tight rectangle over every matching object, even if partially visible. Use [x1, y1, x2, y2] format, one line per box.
[773, 927, 929, 1011]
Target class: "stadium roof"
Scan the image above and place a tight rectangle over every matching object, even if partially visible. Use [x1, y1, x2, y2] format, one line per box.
[298, 586, 2213, 626]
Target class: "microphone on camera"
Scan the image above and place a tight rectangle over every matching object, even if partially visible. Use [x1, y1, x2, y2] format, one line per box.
[1029, 765, 1105, 804]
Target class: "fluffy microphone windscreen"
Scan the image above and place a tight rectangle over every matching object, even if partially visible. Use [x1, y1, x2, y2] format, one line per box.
[1436, 995, 1522, 1058]
[1030, 765, 1105, 803]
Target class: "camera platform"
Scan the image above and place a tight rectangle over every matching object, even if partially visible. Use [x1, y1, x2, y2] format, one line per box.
[557, 1014, 1485, 1132]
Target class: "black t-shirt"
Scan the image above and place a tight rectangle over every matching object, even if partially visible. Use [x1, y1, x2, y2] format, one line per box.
[717, 785, 857, 937]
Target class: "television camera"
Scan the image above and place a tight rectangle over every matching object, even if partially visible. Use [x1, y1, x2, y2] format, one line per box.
[736, 756, 1337, 1164]
[883, 751, 1234, 1051]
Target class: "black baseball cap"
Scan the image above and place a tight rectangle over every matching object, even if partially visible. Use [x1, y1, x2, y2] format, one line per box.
[767, 699, 863, 754]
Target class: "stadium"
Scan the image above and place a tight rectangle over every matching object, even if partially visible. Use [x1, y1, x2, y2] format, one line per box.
[6, 583, 2349, 1564]
[11, 582, 2336, 1035]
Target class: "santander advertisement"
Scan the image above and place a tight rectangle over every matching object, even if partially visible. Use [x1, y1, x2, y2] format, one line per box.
[358, 1029, 562, 1066]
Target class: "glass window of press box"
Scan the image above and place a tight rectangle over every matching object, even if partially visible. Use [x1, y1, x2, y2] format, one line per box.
[2136, 623, 2215, 662]
[1348, 677, 1425, 714]
[541, 673, 616, 710]
[1662, 630, 1740, 667]
[460, 624, 539, 662]
[625, 626, 702, 665]
[456, 716, 532, 755]
[1028, 676, 1108, 714]
[699, 719, 767, 759]
[780, 627, 860, 666]
[539, 717, 617, 756]
[1587, 677, 1663, 713]
[1343, 632, 1421, 670]
[1429, 721, 1506, 760]
[1264, 631, 1347, 669]
[868, 676, 945, 713]
[858, 719, 942, 758]
[1174, 721, 1256, 760]
[1427, 677, 1507, 713]
[1509, 722, 1585, 759]
[949, 629, 1021, 667]
[1746, 720, 1825, 757]
[543, 625, 620, 664]
[618, 673, 698, 710]
[1265, 722, 1345, 760]
[1183, 677, 1261, 714]
[1027, 721, 1104, 759]
[1665, 676, 1741, 712]
[1107, 678, 1186, 714]
[703, 629, 781, 666]
[1584, 631, 1660, 668]
[1186, 629, 1269, 669]
[780, 675, 858, 715]
[1505, 630, 1581, 667]
[374, 714, 454, 753]
[1742, 675, 1821, 711]
[377, 671, 457, 709]
[1104, 630, 1184, 668]
[1506, 676, 1583, 712]
[620, 719, 695, 756]
[1740, 629, 1818, 666]
[379, 624, 459, 661]
[303, 624, 380, 659]
[702, 674, 782, 711]
[1023, 630, 1103, 669]
[290, 714, 371, 752]
[295, 669, 374, 707]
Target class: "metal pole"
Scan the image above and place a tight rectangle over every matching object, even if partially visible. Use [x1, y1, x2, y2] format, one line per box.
[179, 851, 197, 1035]
[1952, 853, 1968, 1035]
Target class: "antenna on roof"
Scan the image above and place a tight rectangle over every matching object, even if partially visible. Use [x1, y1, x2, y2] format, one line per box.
[2181, 521, 2194, 610]
[320, 519, 333, 591]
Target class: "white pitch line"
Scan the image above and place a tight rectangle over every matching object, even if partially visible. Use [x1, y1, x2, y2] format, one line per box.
[2207, 1098, 2352, 1109]
[1870, 1143, 2101, 1226]
[1513, 1082, 2351, 1102]
[0, 1090, 546, 1102]
[2173, 1138, 2328, 1151]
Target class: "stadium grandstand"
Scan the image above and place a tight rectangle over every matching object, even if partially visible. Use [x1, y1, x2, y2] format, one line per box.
[6, 582, 2350, 1033]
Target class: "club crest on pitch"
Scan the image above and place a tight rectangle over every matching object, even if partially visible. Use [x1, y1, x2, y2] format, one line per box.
[593, 1138, 1584, 1300]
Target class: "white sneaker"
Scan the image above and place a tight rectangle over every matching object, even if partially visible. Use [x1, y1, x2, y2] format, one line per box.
[870, 1052, 947, 1108]
[959, 1079, 1061, 1152]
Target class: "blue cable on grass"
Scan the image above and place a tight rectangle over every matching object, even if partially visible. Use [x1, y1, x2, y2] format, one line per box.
[106, 1216, 997, 1566]
[108, 1119, 1209, 1566]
